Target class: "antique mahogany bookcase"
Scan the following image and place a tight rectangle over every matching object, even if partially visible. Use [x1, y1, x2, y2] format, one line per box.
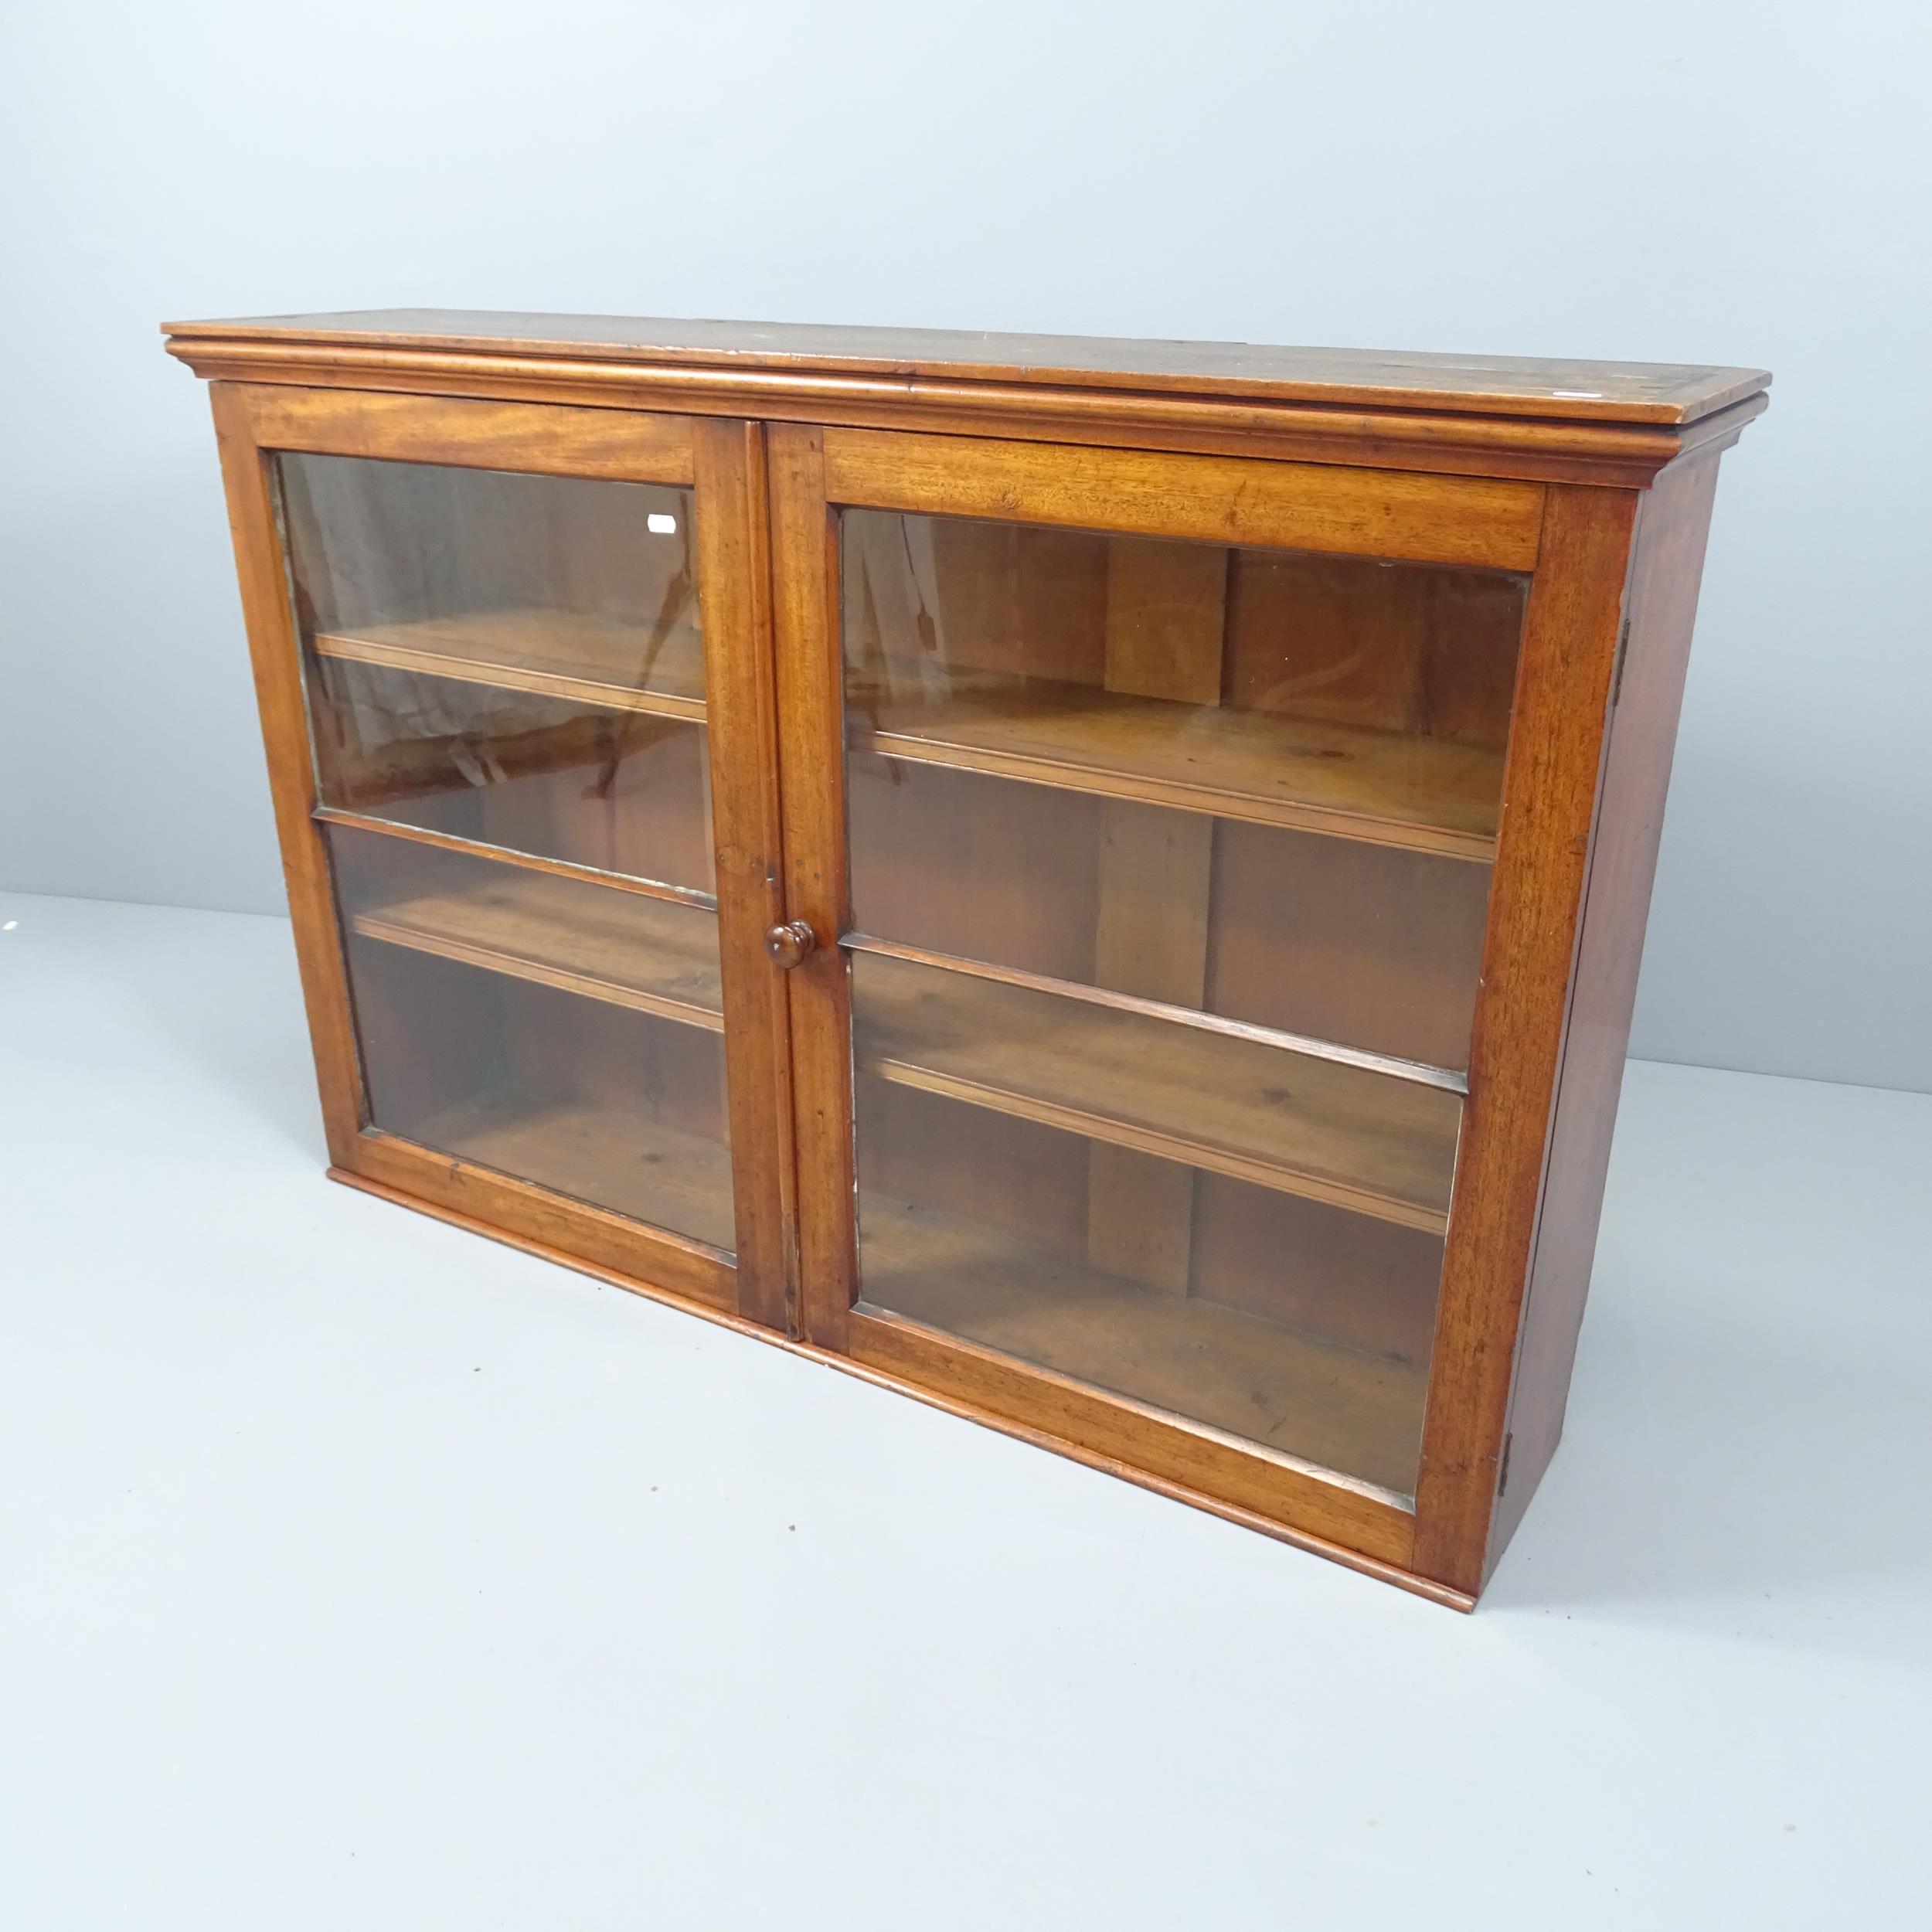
[166, 311, 1768, 1607]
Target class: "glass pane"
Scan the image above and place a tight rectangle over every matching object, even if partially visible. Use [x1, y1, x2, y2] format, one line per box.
[842, 509, 1526, 1073]
[284, 454, 709, 896]
[855, 1077, 1437, 1498]
[331, 825, 734, 1253]
[841, 507, 1527, 1497]
[853, 952, 1458, 1230]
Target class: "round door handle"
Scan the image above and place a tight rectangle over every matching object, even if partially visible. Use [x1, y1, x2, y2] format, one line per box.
[764, 920, 818, 969]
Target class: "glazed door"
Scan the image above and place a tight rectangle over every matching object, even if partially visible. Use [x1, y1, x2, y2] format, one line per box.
[770, 425, 1543, 1558]
[213, 386, 791, 1327]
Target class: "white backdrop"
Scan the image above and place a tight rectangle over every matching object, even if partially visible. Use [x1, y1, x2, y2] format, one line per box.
[3, 0, 1927, 1090]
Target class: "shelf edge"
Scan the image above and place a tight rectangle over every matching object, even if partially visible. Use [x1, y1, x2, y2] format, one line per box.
[862, 1053, 1451, 1234]
[314, 630, 709, 724]
[315, 808, 720, 911]
[855, 726, 1499, 861]
[349, 910, 725, 1033]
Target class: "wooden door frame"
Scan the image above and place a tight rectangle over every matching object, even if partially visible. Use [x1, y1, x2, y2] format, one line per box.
[209, 381, 794, 1326]
[767, 420, 1629, 1584]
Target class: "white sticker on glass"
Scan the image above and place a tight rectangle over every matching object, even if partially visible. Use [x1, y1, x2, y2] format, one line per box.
[647, 512, 679, 535]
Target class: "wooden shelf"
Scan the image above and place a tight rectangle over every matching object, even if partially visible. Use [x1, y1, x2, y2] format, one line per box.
[349, 867, 724, 1032]
[859, 1193, 1427, 1497]
[314, 610, 709, 722]
[405, 1087, 736, 1253]
[311, 623, 1501, 859]
[347, 864, 1456, 1232]
[853, 952, 1460, 1233]
[847, 659, 1503, 860]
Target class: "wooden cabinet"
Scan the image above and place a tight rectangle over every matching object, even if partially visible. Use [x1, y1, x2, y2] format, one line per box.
[167, 313, 1768, 1607]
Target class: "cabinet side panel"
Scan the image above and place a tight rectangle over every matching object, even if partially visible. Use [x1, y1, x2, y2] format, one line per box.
[1489, 455, 1723, 1563]
[1410, 485, 1641, 1595]
[209, 383, 367, 1162]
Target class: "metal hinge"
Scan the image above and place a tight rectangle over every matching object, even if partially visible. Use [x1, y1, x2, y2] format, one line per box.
[1611, 614, 1634, 708]
[1498, 1432, 1515, 1497]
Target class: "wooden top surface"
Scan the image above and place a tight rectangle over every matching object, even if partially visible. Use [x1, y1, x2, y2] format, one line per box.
[162, 310, 1770, 427]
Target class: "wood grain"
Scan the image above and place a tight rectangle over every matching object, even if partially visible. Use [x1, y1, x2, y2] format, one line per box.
[849, 659, 1505, 859]
[1086, 800, 1214, 1291]
[824, 427, 1544, 572]
[168, 311, 1770, 425]
[345, 866, 724, 1030]
[1223, 550, 1524, 750]
[209, 383, 366, 1162]
[1087, 538, 1226, 1291]
[767, 425, 860, 1352]
[223, 380, 695, 481]
[169, 338, 1769, 488]
[859, 1190, 1428, 1495]
[1099, 537, 1230, 700]
[404, 1088, 735, 1250]
[692, 418, 798, 1333]
[852, 949, 1461, 1232]
[1410, 484, 1643, 1594]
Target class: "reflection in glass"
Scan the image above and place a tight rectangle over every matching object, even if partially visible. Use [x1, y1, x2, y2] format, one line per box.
[282, 454, 711, 895]
[284, 449, 735, 1255]
[311, 660, 715, 894]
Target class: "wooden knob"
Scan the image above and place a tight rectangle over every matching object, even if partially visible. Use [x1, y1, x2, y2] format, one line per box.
[764, 920, 818, 969]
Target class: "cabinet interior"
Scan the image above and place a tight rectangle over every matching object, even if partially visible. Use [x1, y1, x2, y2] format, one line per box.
[839, 511, 1526, 1496]
[279, 454, 1531, 1502]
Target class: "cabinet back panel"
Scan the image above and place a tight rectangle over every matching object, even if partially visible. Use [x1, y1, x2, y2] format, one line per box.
[855, 1073, 1093, 1254]
[849, 755, 1487, 1070]
[1224, 553, 1524, 749]
[1190, 1175, 1444, 1366]
[1207, 825, 1491, 1071]
[848, 754, 1103, 981]
[843, 511, 1525, 742]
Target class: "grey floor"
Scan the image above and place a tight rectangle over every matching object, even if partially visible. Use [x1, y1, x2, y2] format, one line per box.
[2, 889, 1927, 1930]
